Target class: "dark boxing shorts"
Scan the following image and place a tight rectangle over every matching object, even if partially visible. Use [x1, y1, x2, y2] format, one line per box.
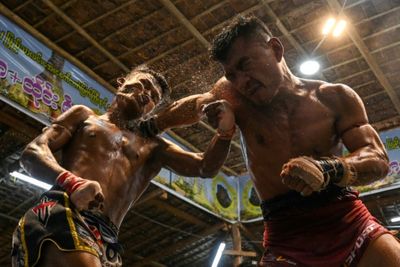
[11, 190, 122, 267]
[259, 186, 391, 267]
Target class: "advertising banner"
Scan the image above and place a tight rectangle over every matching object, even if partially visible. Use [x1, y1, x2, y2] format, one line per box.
[355, 128, 400, 193]
[0, 14, 114, 123]
[154, 134, 239, 221]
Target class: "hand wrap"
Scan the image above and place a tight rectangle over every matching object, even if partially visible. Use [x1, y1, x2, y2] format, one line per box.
[56, 171, 87, 195]
[286, 156, 357, 191]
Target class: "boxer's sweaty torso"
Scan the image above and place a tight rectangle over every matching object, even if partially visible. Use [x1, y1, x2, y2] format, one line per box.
[61, 114, 161, 227]
[218, 79, 342, 200]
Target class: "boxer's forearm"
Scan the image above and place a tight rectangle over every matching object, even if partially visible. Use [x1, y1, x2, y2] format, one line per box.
[20, 140, 66, 185]
[341, 148, 389, 186]
[199, 131, 234, 178]
[155, 93, 216, 132]
[340, 124, 389, 186]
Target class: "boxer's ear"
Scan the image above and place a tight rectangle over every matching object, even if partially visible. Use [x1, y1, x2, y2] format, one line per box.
[268, 37, 284, 63]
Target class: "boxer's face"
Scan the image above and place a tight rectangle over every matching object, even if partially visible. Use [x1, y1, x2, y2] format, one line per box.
[221, 35, 284, 105]
[116, 72, 162, 118]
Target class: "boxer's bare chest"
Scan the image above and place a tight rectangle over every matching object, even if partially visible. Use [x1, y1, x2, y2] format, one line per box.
[68, 117, 156, 169]
[236, 94, 338, 165]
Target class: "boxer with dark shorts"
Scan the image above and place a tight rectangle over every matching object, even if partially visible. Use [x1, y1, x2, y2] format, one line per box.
[12, 190, 122, 267]
[12, 66, 236, 266]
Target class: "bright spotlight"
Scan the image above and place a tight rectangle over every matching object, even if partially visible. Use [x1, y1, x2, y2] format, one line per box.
[391, 216, 400, 223]
[332, 20, 347, 37]
[300, 60, 320, 75]
[211, 242, 226, 267]
[322, 18, 336, 35]
[10, 171, 52, 190]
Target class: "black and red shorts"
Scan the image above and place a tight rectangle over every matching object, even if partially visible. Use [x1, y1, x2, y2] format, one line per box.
[11, 190, 122, 267]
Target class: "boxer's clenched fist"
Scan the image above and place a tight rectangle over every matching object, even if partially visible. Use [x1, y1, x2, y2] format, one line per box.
[280, 156, 328, 196]
[57, 171, 104, 211]
[202, 100, 236, 139]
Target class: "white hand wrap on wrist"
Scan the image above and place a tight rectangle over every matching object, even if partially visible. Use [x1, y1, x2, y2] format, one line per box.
[288, 156, 357, 191]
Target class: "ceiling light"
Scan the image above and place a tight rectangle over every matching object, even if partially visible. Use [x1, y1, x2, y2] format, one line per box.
[211, 242, 226, 267]
[322, 18, 336, 35]
[332, 19, 347, 37]
[299, 60, 320, 75]
[10, 171, 52, 190]
[390, 216, 400, 223]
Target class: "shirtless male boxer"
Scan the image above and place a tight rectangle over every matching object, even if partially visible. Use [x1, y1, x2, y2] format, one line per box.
[11, 66, 236, 267]
[143, 16, 400, 266]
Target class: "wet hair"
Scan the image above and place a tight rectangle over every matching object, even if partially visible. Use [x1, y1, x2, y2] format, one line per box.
[210, 15, 273, 62]
[122, 65, 170, 100]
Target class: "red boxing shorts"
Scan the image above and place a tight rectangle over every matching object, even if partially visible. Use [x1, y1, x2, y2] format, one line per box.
[259, 186, 392, 267]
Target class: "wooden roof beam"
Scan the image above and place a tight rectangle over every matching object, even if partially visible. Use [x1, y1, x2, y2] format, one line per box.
[371, 115, 400, 131]
[7, 196, 36, 216]
[134, 188, 166, 206]
[259, 0, 307, 56]
[158, 0, 210, 49]
[239, 223, 264, 252]
[0, 212, 18, 222]
[105, 3, 264, 84]
[138, 3, 263, 67]
[93, 0, 231, 71]
[55, 0, 140, 43]
[130, 255, 167, 267]
[326, 0, 400, 114]
[148, 199, 209, 227]
[100, 2, 263, 77]
[364, 91, 386, 101]
[333, 69, 371, 84]
[33, 0, 77, 28]
[231, 223, 243, 266]
[123, 220, 189, 251]
[224, 249, 257, 257]
[74, 7, 161, 58]
[12, 0, 34, 12]
[139, 222, 226, 264]
[0, 111, 40, 138]
[42, 0, 129, 72]
[75, 0, 228, 59]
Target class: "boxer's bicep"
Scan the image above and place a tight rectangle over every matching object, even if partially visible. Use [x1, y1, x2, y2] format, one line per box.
[39, 105, 93, 151]
[332, 85, 388, 184]
[334, 85, 368, 138]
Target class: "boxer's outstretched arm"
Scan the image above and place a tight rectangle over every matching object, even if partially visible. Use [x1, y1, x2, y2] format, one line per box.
[154, 91, 218, 131]
[156, 100, 235, 178]
[20, 105, 93, 184]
